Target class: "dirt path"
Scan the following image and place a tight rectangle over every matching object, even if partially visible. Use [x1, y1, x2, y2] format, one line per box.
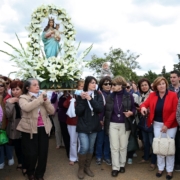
[0, 136, 179, 180]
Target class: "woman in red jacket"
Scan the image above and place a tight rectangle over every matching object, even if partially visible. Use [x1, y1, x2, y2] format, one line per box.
[140, 77, 178, 180]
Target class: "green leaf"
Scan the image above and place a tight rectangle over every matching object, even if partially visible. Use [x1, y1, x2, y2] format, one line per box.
[0, 50, 16, 58]
[15, 33, 27, 56]
[76, 41, 81, 50]
[4, 41, 23, 56]
[40, 81, 46, 89]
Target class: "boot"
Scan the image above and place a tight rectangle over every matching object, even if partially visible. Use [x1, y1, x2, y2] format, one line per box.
[78, 154, 86, 179]
[84, 153, 94, 177]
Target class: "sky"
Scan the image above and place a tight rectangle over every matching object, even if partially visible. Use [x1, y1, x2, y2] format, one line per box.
[1, 0, 180, 79]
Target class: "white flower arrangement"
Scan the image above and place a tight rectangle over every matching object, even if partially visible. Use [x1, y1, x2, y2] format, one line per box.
[0, 4, 92, 89]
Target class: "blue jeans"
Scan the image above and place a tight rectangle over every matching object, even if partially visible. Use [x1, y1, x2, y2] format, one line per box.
[78, 133, 97, 155]
[142, 131, 157, 164]
[0, 144, 13, 164]
[95, 129, 110, 159]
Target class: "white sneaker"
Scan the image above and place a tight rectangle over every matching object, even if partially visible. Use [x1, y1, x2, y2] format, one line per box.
[8, 157, 14, 166]
[0, 162, 5, 169]
[127, 158, 133, 164]
[133, 153, 137, 157]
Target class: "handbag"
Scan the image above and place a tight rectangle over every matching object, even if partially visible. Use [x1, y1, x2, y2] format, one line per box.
[127, 133, 139, 152]
[152, 133, 175, 156]
[126, 116, 137, 136]
[0, 130, 9, 145]
[138, 114, 153, 133]
[66, 98, 76, 118]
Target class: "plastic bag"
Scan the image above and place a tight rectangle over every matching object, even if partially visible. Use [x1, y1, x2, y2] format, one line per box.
[0, 130, 8, 145]
[66, 98, 76, 118]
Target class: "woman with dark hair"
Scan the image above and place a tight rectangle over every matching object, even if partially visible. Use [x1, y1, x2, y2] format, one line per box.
[5, 80, 26, 174]
[0, 78, 14, 170]
[75, 76, 104, 179]
[137, 78, 157, 170]
[141, 77, 178, 179]
[104, 76, 136, 177]
[95, 76, 112, 166]
[16, 78, 54, 180]
[41, 18, 60, 58]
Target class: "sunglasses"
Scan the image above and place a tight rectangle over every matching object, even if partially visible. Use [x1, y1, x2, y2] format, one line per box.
[0, 85, 4, 87]
[6, 82, 9, 85]
[126, 86, 130, 89]
[103, 83, 112, 86]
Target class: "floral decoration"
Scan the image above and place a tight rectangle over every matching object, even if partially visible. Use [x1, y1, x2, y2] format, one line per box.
[0, 4, 92, 89]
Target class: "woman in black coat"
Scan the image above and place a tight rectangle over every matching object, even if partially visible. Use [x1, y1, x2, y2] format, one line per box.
[75, 76, 104, 179]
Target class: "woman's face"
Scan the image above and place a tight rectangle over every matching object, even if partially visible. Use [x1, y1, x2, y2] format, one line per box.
[78, 83, 84, 90]
[140, 81, 149, 93]
[11, 86, 22, 98]
[111, 83, 122, 92]
[88, 79, 96, 91]
[5, 81, 10, 89]
[28, 80, 39, 93]
[49, 20, 54, 27]
[102, 80, 111, 91]
[157, 80, 166, 93]
[126, 83, 131, 92]
[0, 83, 5, 95]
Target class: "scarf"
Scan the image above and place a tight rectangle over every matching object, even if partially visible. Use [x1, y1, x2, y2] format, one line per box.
[87, 91, 94, 113]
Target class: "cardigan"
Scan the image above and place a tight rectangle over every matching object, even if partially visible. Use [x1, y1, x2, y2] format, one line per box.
[140, 90, 178, 128]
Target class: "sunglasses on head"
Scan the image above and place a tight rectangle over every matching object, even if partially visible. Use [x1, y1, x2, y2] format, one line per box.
[126, 86, 130, 89]
[0, 84, 4, 87]
[103, 83, 112, 86]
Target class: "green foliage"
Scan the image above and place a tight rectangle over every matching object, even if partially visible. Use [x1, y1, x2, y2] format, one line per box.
[173, 54, 180, 71]
[160, 66, 170, 83]
[40, 79, 77, 89]
[143, 70, 158, 83]
[87, 47, 140, 81]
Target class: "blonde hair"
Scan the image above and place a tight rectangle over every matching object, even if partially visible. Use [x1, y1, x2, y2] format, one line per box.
[153, 76, 169, 91]
[0, 78, 7, 95]
[102, 62, 109, 68]
[77, 79, 85, 88]
[112, 76, 127, 88]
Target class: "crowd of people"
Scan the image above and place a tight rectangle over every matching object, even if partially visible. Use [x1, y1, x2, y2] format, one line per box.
[0, 68, 180, 180]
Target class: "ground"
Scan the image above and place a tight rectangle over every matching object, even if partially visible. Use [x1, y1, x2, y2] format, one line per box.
[0, 136, 179, 180]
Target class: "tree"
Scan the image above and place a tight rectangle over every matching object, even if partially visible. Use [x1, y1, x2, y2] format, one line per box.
[161, 66, 170, 82]
[173, 54, 180, 71]
[143, 70, 158, 83]
[87, 47, 140, 81]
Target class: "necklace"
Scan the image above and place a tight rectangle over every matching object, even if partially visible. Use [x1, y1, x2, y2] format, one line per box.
[116, 95, 122, 118]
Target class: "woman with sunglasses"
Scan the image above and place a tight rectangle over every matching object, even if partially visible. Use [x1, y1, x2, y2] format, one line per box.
[104, 76, 136, 177]
[0, 78, 14, 169]
[137, 78, 157, 171]
[95, 77, 112, 166]
[1, 76, 12, 95]
[75, 76, 104, 179]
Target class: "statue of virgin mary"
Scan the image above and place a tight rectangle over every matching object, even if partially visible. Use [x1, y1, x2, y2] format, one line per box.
[41, 17, 61, 58]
